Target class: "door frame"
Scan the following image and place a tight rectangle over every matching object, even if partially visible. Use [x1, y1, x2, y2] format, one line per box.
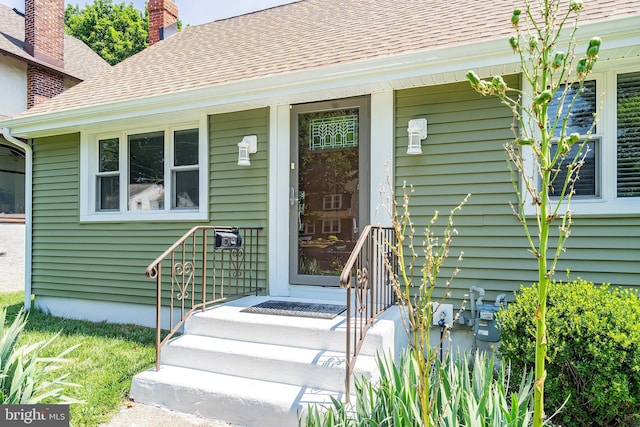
[288, 96, 371, 287]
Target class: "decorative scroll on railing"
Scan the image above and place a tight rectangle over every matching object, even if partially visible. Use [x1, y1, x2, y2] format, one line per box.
[339, 226, 397, 398]
[146, 226, 263, 370]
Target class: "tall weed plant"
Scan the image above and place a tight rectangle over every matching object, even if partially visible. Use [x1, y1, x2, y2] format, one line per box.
[380, 179, 468, 426]
[466, 0, 600, 424]
[0, 308, 81, 404]
[303, 178, 534, 426]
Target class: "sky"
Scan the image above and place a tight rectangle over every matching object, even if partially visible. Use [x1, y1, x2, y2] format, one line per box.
[0, 0, 298, 26]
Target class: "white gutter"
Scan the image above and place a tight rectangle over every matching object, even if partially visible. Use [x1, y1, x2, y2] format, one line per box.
[2, 127, 32, 311]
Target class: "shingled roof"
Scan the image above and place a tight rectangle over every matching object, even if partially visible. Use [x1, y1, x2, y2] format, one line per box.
[12, 0, 640, 118]
[0, 3, 110, 82]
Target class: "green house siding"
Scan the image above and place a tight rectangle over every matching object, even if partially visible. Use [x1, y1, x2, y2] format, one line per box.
[208, 108, 269, 291]
[31, 108, 269, 306]
[556, 218, 640, 285]
[394, 76, 640, 307]
[209, 108, 269, 225]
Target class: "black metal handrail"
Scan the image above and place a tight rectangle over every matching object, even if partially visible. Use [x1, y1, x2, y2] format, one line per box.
[339, 225, 397, 398]
[146, 226, 263, 370]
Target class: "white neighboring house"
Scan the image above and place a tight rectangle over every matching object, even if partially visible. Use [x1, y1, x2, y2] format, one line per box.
[0, 1, 110, 291]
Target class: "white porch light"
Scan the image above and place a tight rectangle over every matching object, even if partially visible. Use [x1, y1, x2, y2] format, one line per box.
[406, 118, 427, 155]
[238, 135, 258, 166]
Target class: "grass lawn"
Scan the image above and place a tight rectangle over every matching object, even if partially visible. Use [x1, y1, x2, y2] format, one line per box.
[0, 291, 156, 426]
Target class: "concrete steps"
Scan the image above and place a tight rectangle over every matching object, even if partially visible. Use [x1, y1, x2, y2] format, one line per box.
[160, 334, 379, 392]
[130, 296, 405, 427]
[131, 366, 337, 427]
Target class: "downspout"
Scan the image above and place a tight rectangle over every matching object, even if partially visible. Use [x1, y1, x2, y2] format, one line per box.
[2, 127, 32, 311]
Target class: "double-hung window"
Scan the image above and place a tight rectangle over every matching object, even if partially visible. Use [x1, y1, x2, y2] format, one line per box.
[616, 72, 640, 199]
[81, 120, 207, 222]
[524, 68, 640, 215]
[96, 137, 120, 211]
[547, 80, 599, 198]
[172, 128, 200, 209]
[322, 219, 341, 234]
[323, 194, 342, 210]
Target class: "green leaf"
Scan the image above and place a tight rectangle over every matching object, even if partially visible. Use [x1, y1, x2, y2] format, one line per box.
[551, 52, 565, 69]
[508, 36, 519, 52]
[570, 0, 584, 11]
[511, 9, 521, 26]
[533, 90, 552, 105]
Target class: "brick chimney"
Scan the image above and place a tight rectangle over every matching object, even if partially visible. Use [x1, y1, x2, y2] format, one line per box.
[24, 0, 65, 108]
[148, 0, 179, 46]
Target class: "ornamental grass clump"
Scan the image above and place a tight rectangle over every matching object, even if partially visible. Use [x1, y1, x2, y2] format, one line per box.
[0, 308, 81, 404]
[498, 279, 640, 427]
[303, 350, 534, 427]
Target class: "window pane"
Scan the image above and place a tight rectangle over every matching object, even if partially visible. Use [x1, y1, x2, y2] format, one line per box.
[548, 80, 597, 138]
[550, 140, 597, 197]
[0, 145, 25, 215]
[174, 129, 198, 166]
[128, 131, 164, 211]
[617, 71, 640, 198]
[323, 194, 342, 210]
[174, 170, 199, 208]
[322, 219, 341, 234]
[99, 138, 119, 172]
[98, 175, 119, 210]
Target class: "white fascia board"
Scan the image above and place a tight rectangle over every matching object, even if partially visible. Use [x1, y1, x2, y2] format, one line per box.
[4, 15, 639, 138]
[0, 40, 515, 136]
[577, 15, 640, 49]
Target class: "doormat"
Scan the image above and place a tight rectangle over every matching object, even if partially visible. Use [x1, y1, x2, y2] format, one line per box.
[241, 300, 347, 319]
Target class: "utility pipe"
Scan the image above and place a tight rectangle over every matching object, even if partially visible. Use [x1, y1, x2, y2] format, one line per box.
[495, 293, 507, 307]
[2, 127, 32, 311]
[469, 286, 485, 326]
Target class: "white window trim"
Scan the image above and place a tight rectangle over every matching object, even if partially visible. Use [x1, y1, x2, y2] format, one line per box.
[303, 222, 315, 235]
[80, 117, 208, 222]
[522, 65, 640, 216]
[169, 126, 201, 210]
[323, 194, 342, 210]
[94, 136, 120, 211]
[322, 219, 341, 234]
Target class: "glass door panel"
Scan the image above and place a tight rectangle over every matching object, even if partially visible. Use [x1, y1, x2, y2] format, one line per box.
[290, 98, 369, 286]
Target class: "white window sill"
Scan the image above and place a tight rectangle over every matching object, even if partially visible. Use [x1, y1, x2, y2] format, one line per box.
[79, 210, 208, 223]
[524, 198, 640, 217]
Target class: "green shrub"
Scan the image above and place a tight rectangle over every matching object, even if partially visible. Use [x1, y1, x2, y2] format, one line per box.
[497, 279, 640, 427]
[302, 350, 533, 426]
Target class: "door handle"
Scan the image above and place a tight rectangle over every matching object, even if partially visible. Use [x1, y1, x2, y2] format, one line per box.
[290, 187, 299, 206]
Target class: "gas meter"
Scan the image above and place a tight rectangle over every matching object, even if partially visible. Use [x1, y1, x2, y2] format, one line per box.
[473, 293, 507, 343]
[474, 303, 501, 342]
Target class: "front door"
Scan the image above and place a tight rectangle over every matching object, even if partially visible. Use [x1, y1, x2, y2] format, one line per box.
[290, 97, 370, 286]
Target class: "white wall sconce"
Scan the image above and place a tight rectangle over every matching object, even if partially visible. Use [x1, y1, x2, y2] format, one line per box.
[238, 135, 258, 166]
[407, 118, 427, 155]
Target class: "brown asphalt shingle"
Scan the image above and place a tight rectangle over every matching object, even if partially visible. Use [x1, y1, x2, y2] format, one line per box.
[14, 0, 640, 118]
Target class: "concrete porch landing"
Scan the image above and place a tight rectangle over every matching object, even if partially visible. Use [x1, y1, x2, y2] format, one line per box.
[130, 296, 405, 427]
